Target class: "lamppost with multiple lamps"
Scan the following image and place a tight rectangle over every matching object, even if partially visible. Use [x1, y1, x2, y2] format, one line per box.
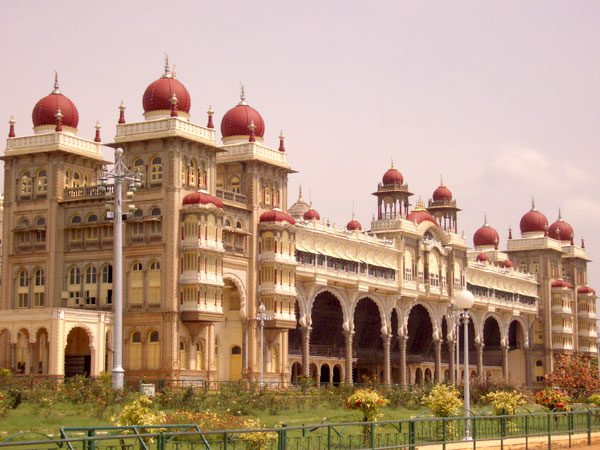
[256, 302, 268, 387]
[454, 289, 475, 440]
[98, 147, 142, 390]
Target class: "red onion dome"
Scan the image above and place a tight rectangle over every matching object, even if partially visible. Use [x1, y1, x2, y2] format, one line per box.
[260, 209, 295, 225]
[551, 279, 572, 289]
[346, 219, 362, 231]
[182, 191, 223, 208]
[143, 63, 191, 115]
[382, 165, 403, 185]
[520, 200, 548, 234]
[548, 211, 574, 241]
[473, 217, 499, 248]
[476, 252, 488, 262]
[502, 259, 513, 268]
[221, 88, 265, 139]
[303, 208, 320, 221]
[577, 285, 596, 295]
[432, 178, 452, 201]
[32, 75, 79, 129]
[407, 200, 437, 225]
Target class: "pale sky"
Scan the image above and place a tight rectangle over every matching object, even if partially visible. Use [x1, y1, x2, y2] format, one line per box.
[1, 0, 599, 291]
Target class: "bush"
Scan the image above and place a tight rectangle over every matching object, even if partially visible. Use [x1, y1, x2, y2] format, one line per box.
[482, 390, 526, 415]
[5, 388, 22, 409]
[344, 389, 389, 422]
[587, 393, 600, 407]
[534, 388, 570, 411]
[112, 395, 166, 427]
[422, 384, 463, 417]
[545, 354, 600, 400]
[0, 391, 9, 417]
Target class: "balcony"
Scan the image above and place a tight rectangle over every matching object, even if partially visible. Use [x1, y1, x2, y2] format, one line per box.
[578, 310, 596, 319]
[180, 271, 224, 287]
[552, 325, 573, 334]
[63, 185, 113, 202]
[258, 251, 297, 265]
[551, 304, 572, 315]
[115, 116, 217, 145]
[258, 283, 297, 297]
[215, 189, 247, 207]
[180, 300, 223, 322]
[296, 262, 397, 291]
[553, 340, 574, 351]
[578, 329, 598, 338]
[180, 239, 224, 253]
[579, 344, 598, 354]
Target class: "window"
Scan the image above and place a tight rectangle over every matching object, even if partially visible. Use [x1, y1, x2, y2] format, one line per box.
[179, 341, 188, 370]
[33, 269, 45, 307]
[199, 161, 207, 189]
[20, 172, 32, 196]
[147, 331, 160, 369]
[36, 170, 48, 196]
[150, 157, 162, 184]
[64, 170, 71, 188]
[88, 214, 98, 223]
[129, 263, 143, 305]
[71, 215, 82, 224]
[148, 262, 161, 305]
[101, 264, 113, 305]
[68, 267, 81, 304]
[134, 159, 145, 188]
[534, 359, 545, 382]
[72, 172, 81, 188]
[17, 270, 29, 308]
[149, 208, 162, 235]
[189, 160, 197, 187]
[129, 331, 142, 370]
[230, 176, 241, 193]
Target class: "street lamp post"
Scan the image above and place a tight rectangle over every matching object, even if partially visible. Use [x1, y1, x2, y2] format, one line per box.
[98, 148, 141, 390]
[256, 303, 267, 387]
[455, 289, 475, 440]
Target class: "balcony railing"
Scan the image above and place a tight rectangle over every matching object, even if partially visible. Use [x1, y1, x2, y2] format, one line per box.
[63, 185, 114, 201]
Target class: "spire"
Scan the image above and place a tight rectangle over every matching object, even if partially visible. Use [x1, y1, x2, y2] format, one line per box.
[94, 121, 101, 142]
[118, 100, 126, 124]
[390, 156, 394, 168]
[52, 71, 60, 94]
[508, 226, 513, 240]
[163, 53, 171, 77]
[55, 109, 63, 132]
[248, 120, 256, 142]
[558, 208, 562, 220]
[170, 93, 178, 117]
[298, 185, 303, 201]
[483, 213, 488, 226]
[172, 64, 177, 79]
[531, 197, 536, 211]
[239, 83, 247, 105]
[440, 174, 444, 186]
[207, 105, 214, 129]
[278, 130, 286, 152]
[582, 237, 586, 249]
[8, 115, 15, 138]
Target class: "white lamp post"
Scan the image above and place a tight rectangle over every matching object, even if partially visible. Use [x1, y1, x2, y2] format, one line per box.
[455, 289, 475, 440]
[98, 148, 142, 390]
[256, 302, 267, 387]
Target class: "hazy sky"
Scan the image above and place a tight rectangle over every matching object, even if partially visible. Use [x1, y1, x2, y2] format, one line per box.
[1, 1, 599, 291]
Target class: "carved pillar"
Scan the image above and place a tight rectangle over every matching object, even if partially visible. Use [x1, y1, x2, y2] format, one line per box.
[434, 338, 442, 383]
[344, 330, 353, 385]
[10, 343, 16, 373]
[29, 343, 35, 374]
[301, 326, 310, 378]
[501, 344, 509, 381]
[399, 334, 407, 388]
[447, 338, 455, 384]
[476, 342, 484, 382]
[382, 332, 391, 385]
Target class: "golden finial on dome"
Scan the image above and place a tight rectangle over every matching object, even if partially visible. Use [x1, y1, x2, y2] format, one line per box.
[52, 71, 60, 94]
[163, 53, 170, 77]
[239, 83, 247, 105]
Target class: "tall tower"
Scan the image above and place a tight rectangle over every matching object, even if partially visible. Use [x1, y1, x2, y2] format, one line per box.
[427, 178, 460, 233]
[373, 162, 413, 220]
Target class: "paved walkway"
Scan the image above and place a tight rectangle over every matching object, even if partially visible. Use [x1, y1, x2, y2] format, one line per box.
[416, 432, 600, 450]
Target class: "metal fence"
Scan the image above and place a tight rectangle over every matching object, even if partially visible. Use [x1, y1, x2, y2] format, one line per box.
[2, 409, 600, 449]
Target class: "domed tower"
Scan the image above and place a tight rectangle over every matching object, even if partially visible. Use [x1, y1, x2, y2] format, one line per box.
[427, 177, 460, 233]
[548, 210, 574, 244]
[221, 86, 265, 145]
[288, 186, 310, 221]
[32, 72, 79, 135]
[372, 161, 413, 220]
[142, 58, 191, 121]
[519, 199, 548, 238]
[473, 215, 500, 251]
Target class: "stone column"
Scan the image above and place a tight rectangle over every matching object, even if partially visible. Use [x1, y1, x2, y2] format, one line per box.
[29, 342, 35, 374]
[10, 343, 16, 373]
[476, 342, 484, 382]
[382, 332, 391, 386]
[399, 334, 407, 388]
[241, 321, 248, 376]
[301, 326, 310, 378]
[434, 338, 442, 383]
[447, 339, 455, 384]
[501, 344, 509, 381]
[344, 330, 353, 385]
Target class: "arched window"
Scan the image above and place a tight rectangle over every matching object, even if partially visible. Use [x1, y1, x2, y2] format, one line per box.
[84, 267, 97, 304]
[130, 331, 142, 370]
[129, 263, 143, 305]
[196, 342, 203, 370]
[181, 159, 188, 185]
[16, 270, 29, 308]
[147, 331, 160, 369]
[101, 264, 113, 305]
[72, 172, 81, 188]
[264, 181, 271, 205]
[199, 160, 206, 189]
[230, 176, 241, 193]
[84, 174, 90, 186]
[148, 262, 161, 305]
[150, 157, 162, 184]
[133, 209, 143, 218]
[149, 208, 162, 235]
[33, 269, 45, 307]
[67, 267, 81, 305]
[64, 170, 72, 188]
[36, 217, 45, 227]
[189, 160, 197, 187]
[71, 215, 82, 224]
[179, 341, 188, 370]
[151, 208, 161, 216]
[35, 169, 48, 196]
[87, 214, 98, 223]
[20, 172, 32, 196]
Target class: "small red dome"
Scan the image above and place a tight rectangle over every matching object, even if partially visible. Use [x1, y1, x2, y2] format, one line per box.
[182, 191, 223, 208]
[577, 285, 596, 295]
[303, 208, 320, 221]
[432, 184, 452, 201]
[260, 209, 295, 225]
[221, 91, 265, 139]
[503, 259, 513, 268]
[143, 75, 191, 114]
[406, 209, 437, 225]
[551, 279, 572, 289]
[548, 217, 574, 242]
[32, 80, 79, 129]
[473, 222, 499, 248]
[382, 167, 403, 185]
[520, 204, 548, 234]
[346, 219, 362, 231]
[476, 252, 488, 262]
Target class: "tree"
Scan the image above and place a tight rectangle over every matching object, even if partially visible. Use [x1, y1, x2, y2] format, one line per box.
[545, 354, 600, 399]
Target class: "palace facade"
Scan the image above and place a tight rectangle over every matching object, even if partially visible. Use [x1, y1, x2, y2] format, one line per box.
[0, 63, 595, 388]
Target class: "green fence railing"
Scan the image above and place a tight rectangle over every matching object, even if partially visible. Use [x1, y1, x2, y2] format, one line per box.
[2, 409, 600, 449]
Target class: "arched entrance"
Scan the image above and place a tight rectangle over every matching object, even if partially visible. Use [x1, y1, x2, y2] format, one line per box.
[415, 367, 423, 385]
[310, 292, 344, 357]
[353, 297, 383, 383]
[320, 363, 330, 385]
[291, 362, 302, 384]
[483, 316, 502, 372]
[15, 329, 30, 374]
[332, 364, 342, 386]
[424, 368, 432, 384]
[407, 304, 433, 385]
[216, 279, 244, 380]
[288, 300, 302, 374]
[507, 320, 526, 384]
[34, 328, 49, 374]
[64, 327, 92, 377]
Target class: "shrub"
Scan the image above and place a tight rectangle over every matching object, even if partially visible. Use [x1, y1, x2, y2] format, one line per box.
[345, 389, 389, 422]
[112, 395, 166, 427]
[422, 384, 463, 417]
[587, 393, 600, 407]
[5, 388, 22, 409]
[482, 390, 526, 416]
[534, 388, 570, 411]
[545, 354, 600, 399]
[0, 391, 9, 418]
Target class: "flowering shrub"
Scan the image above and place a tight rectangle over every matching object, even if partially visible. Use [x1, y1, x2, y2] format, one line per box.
[422, 384, 463, 417]
[534, 388, 570, 411]
[0, 391, 9, 418]
[545, 354, 600, 399]
[587, 393, 600, 407]
[112, 395, 166, 427]
[482, 390, 526, 415]
[344, 389, 389, 422]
